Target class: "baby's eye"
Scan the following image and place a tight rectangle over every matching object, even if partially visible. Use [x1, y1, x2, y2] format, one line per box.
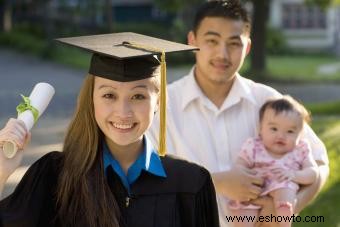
[132, 94, 146, 100]
[270, 127, 277, 131]
[287, 130, 295, 134]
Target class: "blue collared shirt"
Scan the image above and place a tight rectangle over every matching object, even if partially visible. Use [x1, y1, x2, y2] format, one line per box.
[103, 136, 166, 193]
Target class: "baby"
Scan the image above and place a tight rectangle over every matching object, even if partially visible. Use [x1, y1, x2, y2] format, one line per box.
[229, 95, 318, 227]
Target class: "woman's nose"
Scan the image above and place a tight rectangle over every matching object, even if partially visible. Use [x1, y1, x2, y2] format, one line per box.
[114, 100, 133, 118]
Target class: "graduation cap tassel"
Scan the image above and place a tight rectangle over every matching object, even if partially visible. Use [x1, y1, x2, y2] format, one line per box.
[121, 41, 167, 156]
[159, 51, 166, 156]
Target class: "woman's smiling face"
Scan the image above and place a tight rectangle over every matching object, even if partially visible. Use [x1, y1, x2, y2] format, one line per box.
[93, 76, 159, 147]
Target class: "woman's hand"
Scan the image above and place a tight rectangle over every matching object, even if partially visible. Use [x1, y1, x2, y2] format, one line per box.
[0, 118, 31, 181]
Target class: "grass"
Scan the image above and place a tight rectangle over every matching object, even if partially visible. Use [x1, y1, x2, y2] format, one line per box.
[240, 55, 340, 83]
[306, 101, 340, 116]
[294, 117, 340, 227]
[267, 56, 340, 82]
[51, 44, 91, 69]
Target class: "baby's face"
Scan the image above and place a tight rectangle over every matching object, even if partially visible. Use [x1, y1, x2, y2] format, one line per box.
[259, 108, 303, 157]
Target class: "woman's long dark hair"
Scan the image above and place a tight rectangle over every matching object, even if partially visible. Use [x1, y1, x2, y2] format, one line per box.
[57, 75, 120, 226]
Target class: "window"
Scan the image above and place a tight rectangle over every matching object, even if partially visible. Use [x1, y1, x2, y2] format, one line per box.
[282, 3, 326, 29]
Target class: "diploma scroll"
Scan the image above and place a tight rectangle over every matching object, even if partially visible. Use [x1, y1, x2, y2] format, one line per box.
[2, 83, 55, 158]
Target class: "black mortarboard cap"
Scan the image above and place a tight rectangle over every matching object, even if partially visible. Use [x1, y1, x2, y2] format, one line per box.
[55, 32, 198, 156]
[55, 32, 197, 81]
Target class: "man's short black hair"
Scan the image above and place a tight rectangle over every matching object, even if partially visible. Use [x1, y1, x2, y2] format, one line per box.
[192, 0, 251, 35]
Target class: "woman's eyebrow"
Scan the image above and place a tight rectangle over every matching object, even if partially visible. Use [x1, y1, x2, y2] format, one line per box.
[131, 85, 148, 90]
[98, 85, 117, 90]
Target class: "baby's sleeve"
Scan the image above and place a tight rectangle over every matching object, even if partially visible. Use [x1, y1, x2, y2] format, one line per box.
[238, 138, 256, 168]
[297, 139, 314, 165]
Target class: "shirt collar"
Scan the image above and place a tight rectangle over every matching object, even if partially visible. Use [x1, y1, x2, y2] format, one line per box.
[223, 73, 257, 108]
[181, 66, 207, 110]
[103, 136, 166, 190]
[181, 67, 257, 111]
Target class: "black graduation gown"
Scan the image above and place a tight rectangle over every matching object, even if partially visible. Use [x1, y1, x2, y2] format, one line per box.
[0, 151, 219, 227]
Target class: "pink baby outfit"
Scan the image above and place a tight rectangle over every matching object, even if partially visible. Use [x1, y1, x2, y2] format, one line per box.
[229, 137, 313, 210]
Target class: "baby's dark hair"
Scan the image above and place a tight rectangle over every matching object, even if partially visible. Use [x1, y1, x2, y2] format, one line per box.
[192, 0, 251, 35]
[259, 95, 311, 124]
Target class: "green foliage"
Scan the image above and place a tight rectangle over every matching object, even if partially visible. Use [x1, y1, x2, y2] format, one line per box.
[266, 27, 288, 55]
[304, 0, 332, 9]
[52, 44, 91, 69]
[0, 27, 91, 69]
[307, 101, 340, 116]
[0, 29, 47, 55]
[294, 117, 340, 227]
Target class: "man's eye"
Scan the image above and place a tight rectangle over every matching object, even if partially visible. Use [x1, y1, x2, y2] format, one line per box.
[207, 39, 218, 45]
[230, 42, 241, 46]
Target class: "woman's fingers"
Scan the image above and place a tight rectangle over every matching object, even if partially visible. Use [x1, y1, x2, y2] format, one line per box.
[0, 119, 28, 150]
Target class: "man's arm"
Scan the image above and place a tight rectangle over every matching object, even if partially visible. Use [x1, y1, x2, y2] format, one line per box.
[295, 161, 329, 213]
[294, 123, 330, 212]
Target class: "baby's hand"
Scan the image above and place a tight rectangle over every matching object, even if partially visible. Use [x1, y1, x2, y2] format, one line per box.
[271, 167, 295, 182]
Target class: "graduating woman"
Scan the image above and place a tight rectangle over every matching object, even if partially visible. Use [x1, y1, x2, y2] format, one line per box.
[0, 33, 219, 227]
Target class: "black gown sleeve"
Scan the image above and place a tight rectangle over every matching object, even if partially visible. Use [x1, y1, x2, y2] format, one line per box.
[0, 151, 62, 227]
[194, 170, 219, 227]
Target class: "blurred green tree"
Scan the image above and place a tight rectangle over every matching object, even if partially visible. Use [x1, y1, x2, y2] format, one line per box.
[153, 0, 204, 42]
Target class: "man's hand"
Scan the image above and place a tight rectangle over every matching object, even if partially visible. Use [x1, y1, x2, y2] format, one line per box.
[212, 164, 263, 201]
[252, 196, 279, 227]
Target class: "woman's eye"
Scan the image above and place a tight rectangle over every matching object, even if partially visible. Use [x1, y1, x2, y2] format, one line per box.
[103, 94, 115, 99]
[132, 94, 145, 100]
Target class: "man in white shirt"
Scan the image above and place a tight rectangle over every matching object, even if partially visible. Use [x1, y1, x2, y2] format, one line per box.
[147, 1, 329, 226]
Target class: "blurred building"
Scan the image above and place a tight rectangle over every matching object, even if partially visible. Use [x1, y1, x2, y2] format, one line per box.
[269, 0, 340, 54]
[111, 0, 173, 24]
[48, 0, 172, 24]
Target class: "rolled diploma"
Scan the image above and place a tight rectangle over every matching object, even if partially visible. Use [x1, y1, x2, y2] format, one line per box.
[2, 83, 55, 158]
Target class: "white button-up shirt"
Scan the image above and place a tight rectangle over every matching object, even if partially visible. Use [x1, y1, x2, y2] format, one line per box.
[147, 67, 328, 227]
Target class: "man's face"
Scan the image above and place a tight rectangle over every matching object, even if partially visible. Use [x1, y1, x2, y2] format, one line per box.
[188, 17, 251, 86]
